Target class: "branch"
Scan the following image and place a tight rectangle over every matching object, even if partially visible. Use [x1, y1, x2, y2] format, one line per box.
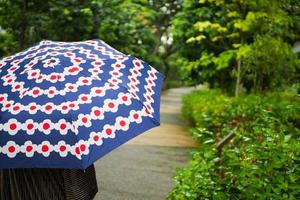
[216, 132, 235, 157]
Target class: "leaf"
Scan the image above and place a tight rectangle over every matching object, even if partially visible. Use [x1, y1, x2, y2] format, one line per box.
[212, 36, 221, 42]
[186, 35, 206, 43]
[199, 52, 215, 66]
[236, 45, 251, 59]
[233, 43, 242, 48]
[194, 21, 227, 33]
[63, 8, 70, 16]
[284, 134, 292, 143]
[213, 50, 236, 70]
[227, 11, 239, 18]
[234, 12, 268, 32]
[203, 139, 214, 144]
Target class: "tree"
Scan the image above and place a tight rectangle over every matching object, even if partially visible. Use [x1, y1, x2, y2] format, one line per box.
[147, 0, 182, 78]
[95, 0, 157, 63]
[47, 0, 94, 41]
[172, 0, 299, 95]
[0, 27, 16, 57]
[0, 0, 51, 50]
[0, 0, 94, 50]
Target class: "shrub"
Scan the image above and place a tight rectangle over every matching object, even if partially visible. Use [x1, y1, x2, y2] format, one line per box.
[169, 90, 300, 199]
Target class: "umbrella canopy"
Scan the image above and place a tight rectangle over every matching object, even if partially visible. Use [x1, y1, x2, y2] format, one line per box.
[0, 40, 163, 169]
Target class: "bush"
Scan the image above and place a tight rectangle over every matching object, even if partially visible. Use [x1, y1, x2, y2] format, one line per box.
[168, 90, 300, 200]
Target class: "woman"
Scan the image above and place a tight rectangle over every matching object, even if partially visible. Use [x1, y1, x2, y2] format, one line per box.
[0, 164, 98, 200]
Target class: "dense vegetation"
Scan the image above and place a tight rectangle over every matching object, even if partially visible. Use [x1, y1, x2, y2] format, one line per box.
[166, 0, 300, 199]
[171, 0, 299, 95]
[0, 0, 299, 199]
[168, 90, 300, 199]
[1, 0, 299, 91]
[0, 0, 182, 86]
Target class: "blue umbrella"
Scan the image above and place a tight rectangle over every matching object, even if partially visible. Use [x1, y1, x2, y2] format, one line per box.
[0, 40, 163, 169]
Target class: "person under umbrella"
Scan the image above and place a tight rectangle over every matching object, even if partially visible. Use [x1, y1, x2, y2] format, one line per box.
[0, 40, 163, 199]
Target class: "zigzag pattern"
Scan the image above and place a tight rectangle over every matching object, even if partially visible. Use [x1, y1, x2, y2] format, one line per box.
[0, 40, 162, 165]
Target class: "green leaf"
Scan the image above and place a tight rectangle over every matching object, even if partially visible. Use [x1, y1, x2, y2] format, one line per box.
[213, 50, 236, 70]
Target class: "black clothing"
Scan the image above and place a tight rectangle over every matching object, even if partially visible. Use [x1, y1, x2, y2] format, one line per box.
[0, 165, 98, 200]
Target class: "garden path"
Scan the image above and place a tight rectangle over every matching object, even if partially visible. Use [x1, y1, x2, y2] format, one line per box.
[94, 86, 200, 200]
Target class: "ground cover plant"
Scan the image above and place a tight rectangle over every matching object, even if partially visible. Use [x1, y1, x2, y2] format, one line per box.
[168, 90, 300, 199]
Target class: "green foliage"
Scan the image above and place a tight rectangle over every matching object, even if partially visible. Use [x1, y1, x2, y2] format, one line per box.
[0, 29, 16, 57]
[169, 90, 300, 199]
[95, 0, 159, 68]
[181, 90, 230, 129]
[171, 0, 300, 93]
[0, 0, 94, 49]
[0, 0, 185, 88]
[47, 0, 94, 41]
[242, 36, 299, 92]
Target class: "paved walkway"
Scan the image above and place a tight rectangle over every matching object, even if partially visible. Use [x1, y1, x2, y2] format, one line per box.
[94, 86, 200, 200]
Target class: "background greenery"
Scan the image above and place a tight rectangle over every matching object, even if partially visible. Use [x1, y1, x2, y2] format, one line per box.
[0, 0, 182, 88]
[0, 0, 299, 199]
[168, 90, 300, 199]
[1, 0, 299, 92]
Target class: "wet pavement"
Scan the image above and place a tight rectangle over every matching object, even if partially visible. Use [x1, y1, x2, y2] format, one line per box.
[94, 86, 201, 200]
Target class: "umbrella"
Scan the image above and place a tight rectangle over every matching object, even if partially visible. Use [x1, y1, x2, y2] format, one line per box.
[0, 39, 163, 169]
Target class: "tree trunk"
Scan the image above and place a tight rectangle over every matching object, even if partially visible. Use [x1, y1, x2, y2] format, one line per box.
[235, 58, 242, 96]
